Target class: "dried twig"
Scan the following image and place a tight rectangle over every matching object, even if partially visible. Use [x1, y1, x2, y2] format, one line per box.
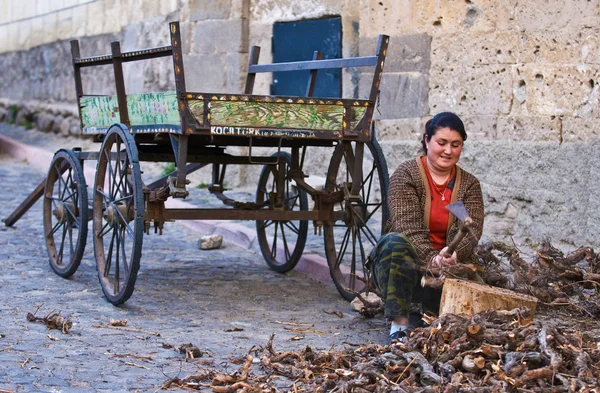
[283, 327, 325, 335]
[275, 321, 313, 327]
[91, 324, 160, 336]
[107, 353, 154, 361]
[118, 360, 151, 370]
[20, 357, 30, 368]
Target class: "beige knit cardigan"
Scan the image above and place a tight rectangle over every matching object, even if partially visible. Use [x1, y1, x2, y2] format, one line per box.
[386, 157, 484, 265]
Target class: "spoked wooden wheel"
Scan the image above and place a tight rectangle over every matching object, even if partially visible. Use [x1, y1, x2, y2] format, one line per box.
[324, 139, 389, 300]
[43, 149, 88, 277]
[256, 152, 309, 273]
[93, 124, 143, 305]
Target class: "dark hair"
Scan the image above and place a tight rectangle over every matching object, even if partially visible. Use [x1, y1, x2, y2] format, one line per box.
[421, 112, 467, 153]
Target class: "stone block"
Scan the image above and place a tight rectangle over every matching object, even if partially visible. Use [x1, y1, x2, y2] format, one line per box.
[103, 0, 122, 35]
[86, 1, 105, 37]
[224, 52, 246, 93]
[58, 117, 72, 136]
[141, 1, 161, 21]
[561, 116, 600, 142]
[512, 0, 600, 32]
[121, 22, 142, 52]
[379, 140, 421, 176]
[7, 24, 19, 53]
[429, 64, 513, 115]
[580, 32, 600, 65]
[71, 2, 87, 38]
[19, 21, 34, 50]
[250, 0, 342, 25]
[183, 54, 227, 91]
[359, 0, 517, 36]
[134, 15, 172, 49]
[435, 1, 517, 33]
[192, 20, 242, 55]
[515, 64, 599, 117]
[360, 33, 431, 73]
[161, 0, 180, 16]
[459, 114, 499, 140]
[55, 10, 73, 42]
[190, 0, 232, 21]
[375, 117, 425, 141]
[496, 116, 562, 142]
[34, 113, 55, 133]
[428, 28, 600, 68]
[473, 140, 599, 246]
[360, 72, 428, 119]
[247, 23, 272, 57]
[29, 17, 45, 50]
[69, 117, 82, 136]
[431, 31, 521, 68]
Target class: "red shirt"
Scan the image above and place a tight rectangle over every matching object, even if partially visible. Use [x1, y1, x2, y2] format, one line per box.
[421, 156, 455, 251]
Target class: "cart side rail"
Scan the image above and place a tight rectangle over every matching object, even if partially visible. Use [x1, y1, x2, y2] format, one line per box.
[70, 22, 186, 135]
[71, 21, 389, 142]
[180, 34, 389, 142]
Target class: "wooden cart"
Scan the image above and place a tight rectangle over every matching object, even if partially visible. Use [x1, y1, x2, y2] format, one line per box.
[4, 22, 390, 305]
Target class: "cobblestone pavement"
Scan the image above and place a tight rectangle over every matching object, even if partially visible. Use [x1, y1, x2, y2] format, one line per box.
[0, 125, 386, 392]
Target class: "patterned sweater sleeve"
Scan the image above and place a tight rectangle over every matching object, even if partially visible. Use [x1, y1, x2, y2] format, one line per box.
[388, 161, 439, 265]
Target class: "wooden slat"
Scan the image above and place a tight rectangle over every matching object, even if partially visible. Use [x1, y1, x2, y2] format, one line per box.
[74, 46, 173, 67]
[248, 56, 378, 73]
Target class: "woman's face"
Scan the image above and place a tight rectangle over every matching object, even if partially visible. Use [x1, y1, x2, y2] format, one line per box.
[425, 127, 464, 172]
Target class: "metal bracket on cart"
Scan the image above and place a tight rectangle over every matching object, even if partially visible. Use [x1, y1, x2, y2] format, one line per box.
[167, 176, 190, 199]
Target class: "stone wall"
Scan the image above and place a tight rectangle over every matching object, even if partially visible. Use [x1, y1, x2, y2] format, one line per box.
[1, 0, 599, 249]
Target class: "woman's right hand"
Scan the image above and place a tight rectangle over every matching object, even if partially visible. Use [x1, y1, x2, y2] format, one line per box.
[431, 247, 458, 268]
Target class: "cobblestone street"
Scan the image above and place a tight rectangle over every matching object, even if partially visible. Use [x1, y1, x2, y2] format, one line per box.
[0, 133, 385, 392]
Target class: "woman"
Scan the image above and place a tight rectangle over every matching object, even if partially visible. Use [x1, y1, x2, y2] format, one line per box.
[368, 111, 484, 344]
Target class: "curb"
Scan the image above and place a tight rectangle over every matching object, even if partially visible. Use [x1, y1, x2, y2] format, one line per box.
[0, 133, 334, 286]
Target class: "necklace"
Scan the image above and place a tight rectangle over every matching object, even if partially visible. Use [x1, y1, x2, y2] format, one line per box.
[434, 180, 450, 201]
[424, 157, 455, 201]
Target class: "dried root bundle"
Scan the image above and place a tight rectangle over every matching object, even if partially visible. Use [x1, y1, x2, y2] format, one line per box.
[162, 309, 599, 392]
[26, 308, 72, 334]
[475, 240, 600, 318]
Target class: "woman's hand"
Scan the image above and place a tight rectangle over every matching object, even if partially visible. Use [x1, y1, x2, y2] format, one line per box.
[430, 247, 458, 269]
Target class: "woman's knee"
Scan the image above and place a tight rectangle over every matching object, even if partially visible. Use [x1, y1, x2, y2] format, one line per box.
[378, 232, 412, 247]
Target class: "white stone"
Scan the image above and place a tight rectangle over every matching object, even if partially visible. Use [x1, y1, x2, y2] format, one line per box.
[199, 235, 223, 250]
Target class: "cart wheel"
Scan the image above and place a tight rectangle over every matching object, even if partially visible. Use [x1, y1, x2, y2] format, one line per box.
[43, 149, 88, 277]
[324, 139, 389, 300]
[92, 124, 143, 305]
[256, 152, 309, 273]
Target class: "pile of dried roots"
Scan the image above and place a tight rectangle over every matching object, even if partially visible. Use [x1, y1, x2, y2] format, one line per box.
[476, 240, 600, 317]
[163, 308, 599, 392]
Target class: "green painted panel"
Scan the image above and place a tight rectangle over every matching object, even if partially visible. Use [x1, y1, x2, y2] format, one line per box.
[80, 95, 119, 128]
[351, 106, 366, 129]
[80, 92, 180, 129]
[128, 92, 180, 125]
[209, 101, 344, 131]
[187, 99, 204, 125]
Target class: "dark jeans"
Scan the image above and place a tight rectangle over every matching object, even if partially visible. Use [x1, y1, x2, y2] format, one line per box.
[368, 232, 441, 319]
